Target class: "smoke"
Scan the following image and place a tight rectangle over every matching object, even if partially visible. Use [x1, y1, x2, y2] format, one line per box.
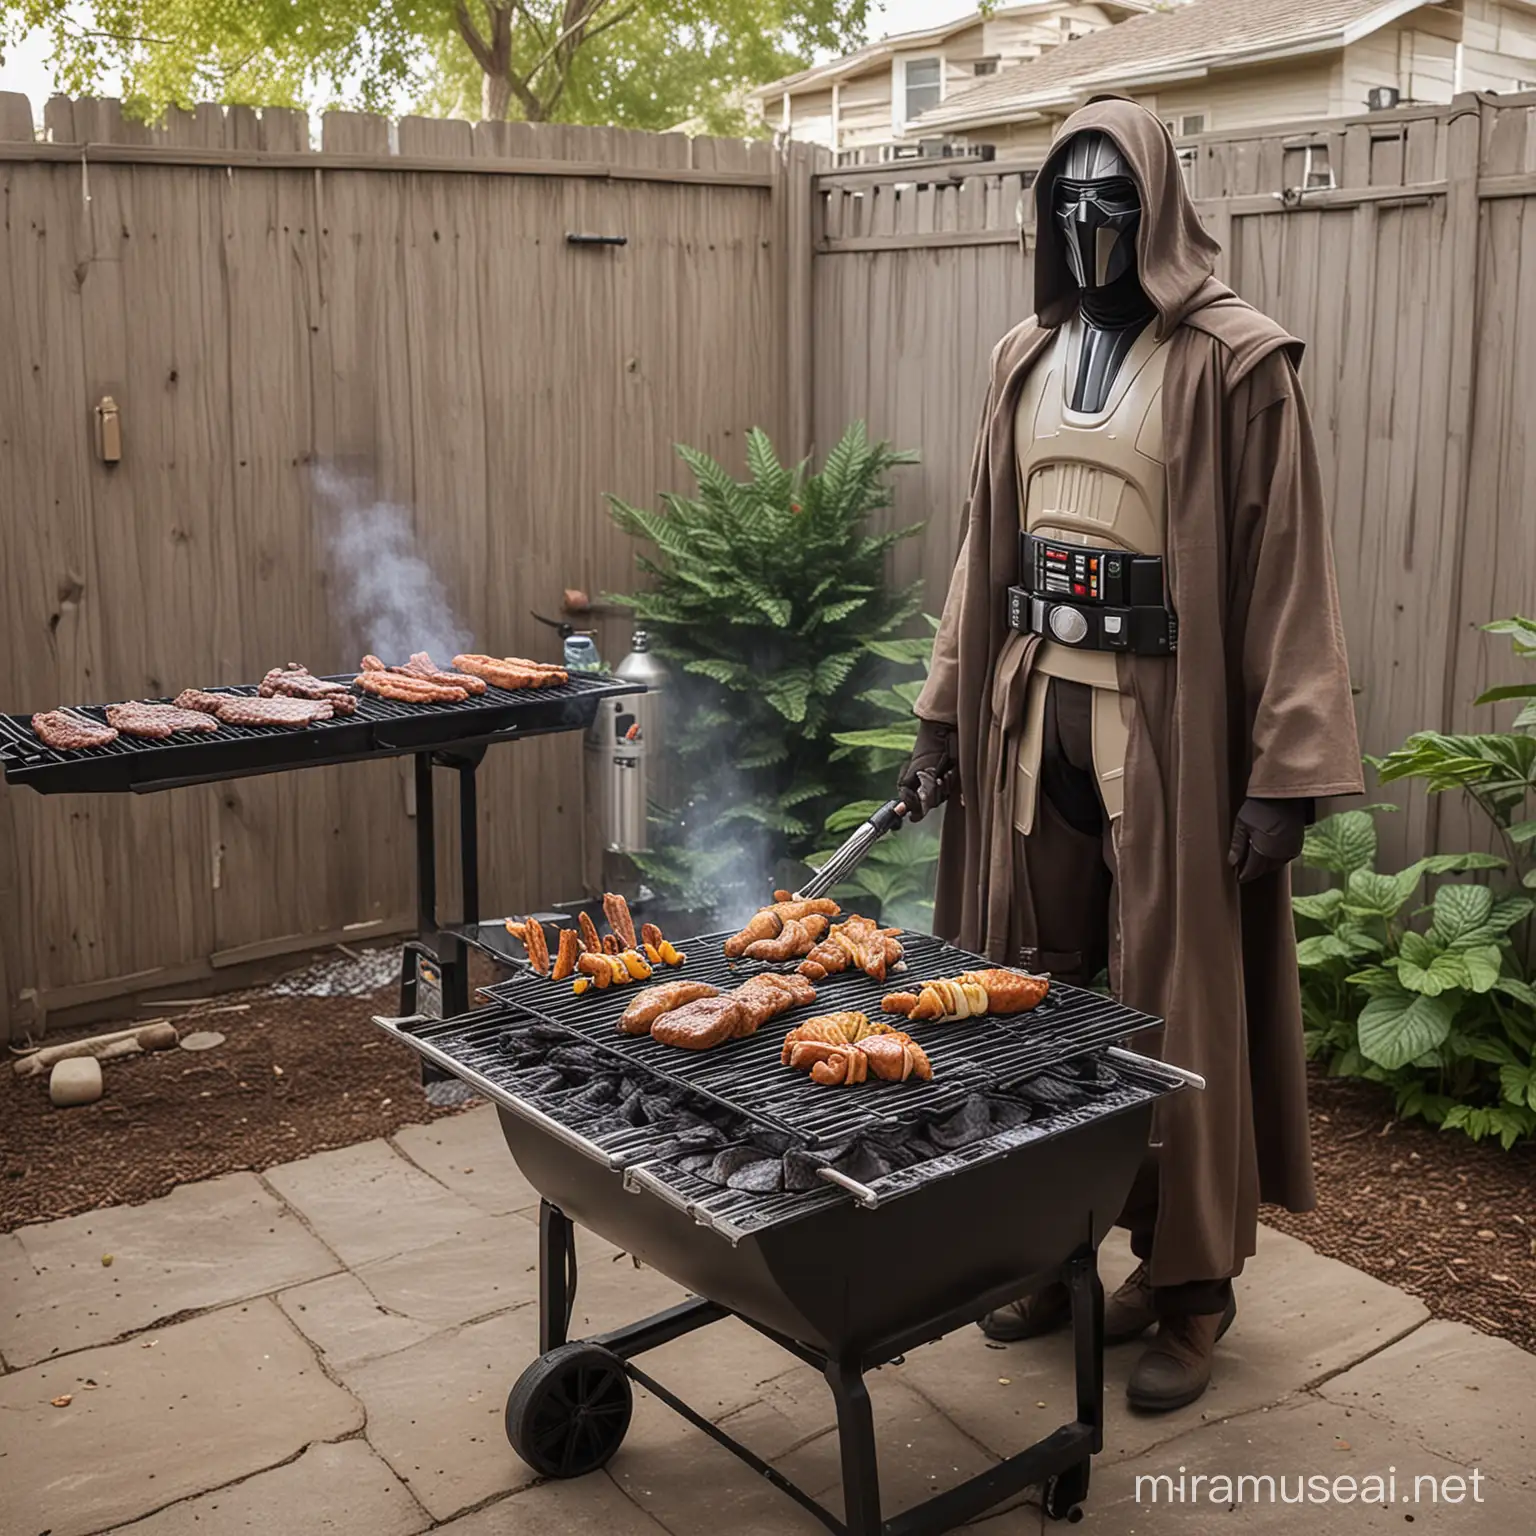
[313, 465, 472, 665]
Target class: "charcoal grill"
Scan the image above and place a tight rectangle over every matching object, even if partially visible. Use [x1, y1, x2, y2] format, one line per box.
[374, 932, 1201, 1531]
[0, 671, 633, 1020]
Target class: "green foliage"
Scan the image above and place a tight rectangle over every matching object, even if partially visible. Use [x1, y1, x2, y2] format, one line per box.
[1371, 615, 1536, 891]
[1296, 806, 1536, 1149]
[608, 423, 922, 920]
[808, 615, 943, 931]
[5, 0, 871, 131]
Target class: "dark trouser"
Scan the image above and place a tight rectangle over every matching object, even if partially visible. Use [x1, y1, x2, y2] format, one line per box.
[1019, 679, 1232, 1318]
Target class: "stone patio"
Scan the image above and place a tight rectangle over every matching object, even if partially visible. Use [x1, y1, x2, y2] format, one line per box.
[2, 1104, 1531, 1536]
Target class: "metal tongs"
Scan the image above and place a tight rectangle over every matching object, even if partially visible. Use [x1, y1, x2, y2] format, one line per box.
[794, 797, 909, 901]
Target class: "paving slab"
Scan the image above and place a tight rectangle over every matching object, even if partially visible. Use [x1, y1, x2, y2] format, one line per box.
[392, 1105, 539, 1215]
[1317, 1319, 1536, 1492]
[262, 1139, 492, 1268]
[342, 1305, 541, 1521]
[611, 1385, 832, 1536]
[0, 1299, 361, 1536]
[436, 1473, 669, 1535]
[773, 1366, 1000, 1517]
[353, 1213, 540, 1331]
[1067, 1394, 1527, 1533]
[102, 1439, 429, 1536]
[0, 1172, 339, 1368]
[893, 1225, 1431, 1469]
[277, 1271, 442, 1371]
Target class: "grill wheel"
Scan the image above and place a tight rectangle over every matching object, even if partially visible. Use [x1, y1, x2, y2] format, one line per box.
[505, 1342, 633, 1478]
[1044, 1457, 1091, 1522]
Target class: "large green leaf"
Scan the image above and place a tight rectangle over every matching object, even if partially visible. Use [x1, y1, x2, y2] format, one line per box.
[1458, 945, 1505, 994]
[1357, 990, 1457, 1070]
[1292, 888, 1345, 923]
[1430, 883, 1494, 946]
[1303, 810, 1377, 876]
[1342, 869, 1412, 920]
[1296, 934, 1357, 967]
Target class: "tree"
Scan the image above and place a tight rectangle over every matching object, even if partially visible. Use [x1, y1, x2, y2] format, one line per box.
[2, 0, 870, 131]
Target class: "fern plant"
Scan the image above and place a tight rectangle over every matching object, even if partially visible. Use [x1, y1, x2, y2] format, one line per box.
[813, 620, 944, 929]
[607, 424, 922, 921]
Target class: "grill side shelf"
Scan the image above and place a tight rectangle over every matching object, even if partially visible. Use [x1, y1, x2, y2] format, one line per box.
[1, 674, 634, 794]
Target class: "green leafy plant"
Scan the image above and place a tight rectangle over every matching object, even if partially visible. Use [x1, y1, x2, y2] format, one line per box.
[608, 423, 921, 920]
[1296, 807, 1536, 1148]
[812, 622, 943, 930]
[1372, 616, 1536, 890]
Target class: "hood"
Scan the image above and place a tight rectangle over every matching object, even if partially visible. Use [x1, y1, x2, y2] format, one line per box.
[1034, 96, 1222, 339]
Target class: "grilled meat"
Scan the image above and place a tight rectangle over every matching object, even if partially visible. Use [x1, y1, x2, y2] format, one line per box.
[781, 1010, 930, 1085]
[883, 970, 1048, 1022]
[31, 709, 119, 750]
[798, 916, 905, 983]
[552, 926, 580, 982]
[522, 918, 551, 975]
[578, 911, 602, 954]
[650, 995, 744, 1050]
[741, 914, 829, 962]
[452, 654, 569, 690]
[858, 1031, 932, 1083]
[353, 670, 467, 703]
[603, 892, 638, 950]
[619, 980, 720, 1034]
[960, 968, 1050, 1014]
[258, 664, 353, 702]
[215, 695, 336, 727]
[395, 652, 487, 695]
[173, 688, 232, 714]
[105, 702, 220, 739]
[723, 898, 841, 958]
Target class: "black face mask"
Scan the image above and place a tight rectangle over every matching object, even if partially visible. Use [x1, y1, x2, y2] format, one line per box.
[1052, 130, 1141, 290]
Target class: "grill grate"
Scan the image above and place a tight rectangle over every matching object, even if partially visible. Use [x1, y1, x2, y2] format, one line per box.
[483, 930, 1161, 1147]
[1, 673, 630, 793]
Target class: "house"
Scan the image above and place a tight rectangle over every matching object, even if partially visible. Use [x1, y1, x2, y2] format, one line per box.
[908, 0, 1536, 155]
[749, 2, 1151, 161]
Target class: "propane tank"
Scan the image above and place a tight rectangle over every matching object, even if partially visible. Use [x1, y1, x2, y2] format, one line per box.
[602, 628, 666, 854]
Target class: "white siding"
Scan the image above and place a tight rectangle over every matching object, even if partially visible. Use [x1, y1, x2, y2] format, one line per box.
[1462, 0, 1536, 88]
[1342, 23, 1459, 109]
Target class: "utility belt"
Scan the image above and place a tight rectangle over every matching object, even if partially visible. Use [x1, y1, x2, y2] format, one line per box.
[1007, 531, 1177, 656]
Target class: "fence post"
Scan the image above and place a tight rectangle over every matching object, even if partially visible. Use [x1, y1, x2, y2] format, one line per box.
[774, 139, 820, 462]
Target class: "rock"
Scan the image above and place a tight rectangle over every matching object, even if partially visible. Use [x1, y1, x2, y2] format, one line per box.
[179, 1030, 225, 1052]
[50, 1056, 104, 1107]
[138, 1021, 179, 1052]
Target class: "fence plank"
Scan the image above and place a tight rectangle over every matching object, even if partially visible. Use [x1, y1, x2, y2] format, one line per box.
[0, 93, 33, 141]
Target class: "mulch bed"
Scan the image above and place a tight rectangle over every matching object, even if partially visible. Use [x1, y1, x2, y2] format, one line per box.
[1264, 1066, 1536, 1356]
[0, 963, 464, 1233]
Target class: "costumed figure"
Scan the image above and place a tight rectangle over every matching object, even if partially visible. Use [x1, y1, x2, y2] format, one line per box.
[897, 98, 1363, 1412]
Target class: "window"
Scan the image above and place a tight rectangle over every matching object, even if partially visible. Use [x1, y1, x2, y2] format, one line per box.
[903, 57, 943, 123]
[973, 57, 1000, 76]
[1162, 111, 1207, 137]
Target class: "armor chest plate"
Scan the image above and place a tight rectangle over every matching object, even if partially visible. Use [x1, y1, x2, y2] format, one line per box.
[1015, 319, 1170, 558]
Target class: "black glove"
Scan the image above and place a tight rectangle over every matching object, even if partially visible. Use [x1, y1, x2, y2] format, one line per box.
[1228, 796, 1310, 883]
[897, 719, 959, 823]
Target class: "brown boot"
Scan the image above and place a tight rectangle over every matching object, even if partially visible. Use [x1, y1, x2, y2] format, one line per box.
[1125, 1291, 1237, 1412]
[978, 1280, 1071, 1342]
[1104, 1261, 1156, 1345]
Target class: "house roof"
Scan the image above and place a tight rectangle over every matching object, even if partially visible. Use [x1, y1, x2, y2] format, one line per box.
[914, 0, 1432, 127]
[751, 0, 1151, 101]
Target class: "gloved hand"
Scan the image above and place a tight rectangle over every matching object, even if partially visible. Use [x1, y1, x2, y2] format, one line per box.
[1228, 796, 1310, 883]
[897, 719, 959, 822]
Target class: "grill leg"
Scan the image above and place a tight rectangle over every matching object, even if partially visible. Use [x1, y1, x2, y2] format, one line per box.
[1067, 1248, 1106, 1451]
[539, 1200, 575, 1354]
[825, 1359, 882, 1536]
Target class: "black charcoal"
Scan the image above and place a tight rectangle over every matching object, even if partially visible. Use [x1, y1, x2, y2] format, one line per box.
[727, 1160, 784, 1193]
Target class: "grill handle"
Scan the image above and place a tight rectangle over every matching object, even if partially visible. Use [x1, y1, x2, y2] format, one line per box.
[816, 1166, 881, 1208]
[794, 798, 907, 902]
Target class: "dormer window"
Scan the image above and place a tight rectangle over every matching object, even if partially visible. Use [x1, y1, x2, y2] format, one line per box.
[902, 57, 943, 124]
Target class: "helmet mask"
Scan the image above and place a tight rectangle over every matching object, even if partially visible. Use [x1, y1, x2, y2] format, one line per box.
[1053, 130, 1141, 290]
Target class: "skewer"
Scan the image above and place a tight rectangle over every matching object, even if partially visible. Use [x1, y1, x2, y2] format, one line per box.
[794, 799, 907, 902]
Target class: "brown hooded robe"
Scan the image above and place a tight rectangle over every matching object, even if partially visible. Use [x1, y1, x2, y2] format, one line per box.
[916, 98, 1364, 1286]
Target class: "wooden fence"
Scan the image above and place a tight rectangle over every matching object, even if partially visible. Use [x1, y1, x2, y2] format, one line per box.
[4, 88, 1535, 1033]
[0, 94, 816, 1034]
[812, 90, 1536, 873]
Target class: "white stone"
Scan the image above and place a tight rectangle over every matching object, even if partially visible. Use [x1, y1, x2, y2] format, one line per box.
[49, 1054, 103, 1106]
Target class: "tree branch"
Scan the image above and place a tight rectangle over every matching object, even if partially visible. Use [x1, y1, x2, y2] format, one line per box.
[452, 0, 496, 74]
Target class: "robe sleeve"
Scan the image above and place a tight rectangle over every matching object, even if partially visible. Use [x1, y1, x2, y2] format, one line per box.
[915, 370, 997, 725]
[1228, 352, 1365, 800]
